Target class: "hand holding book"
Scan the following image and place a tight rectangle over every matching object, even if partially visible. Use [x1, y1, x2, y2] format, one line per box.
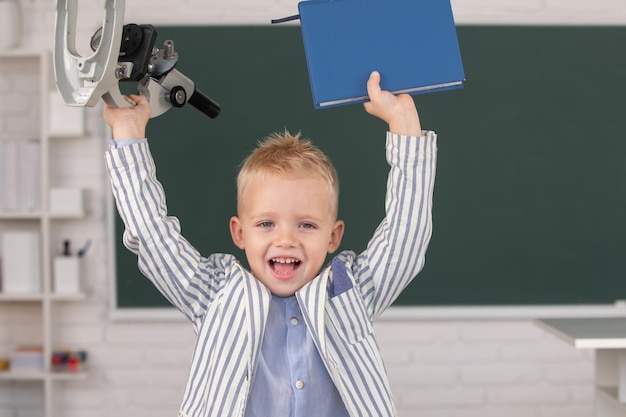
[364, 71, 422, 137]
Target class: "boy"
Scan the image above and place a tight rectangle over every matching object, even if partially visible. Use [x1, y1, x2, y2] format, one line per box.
[104, 71, 437, 417]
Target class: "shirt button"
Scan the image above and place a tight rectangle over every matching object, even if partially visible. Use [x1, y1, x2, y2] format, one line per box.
[290, 317, 299, 325]
[295, 380, 305, 390]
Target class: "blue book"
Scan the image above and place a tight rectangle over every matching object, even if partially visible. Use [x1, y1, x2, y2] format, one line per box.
[297, 0, 465, 109]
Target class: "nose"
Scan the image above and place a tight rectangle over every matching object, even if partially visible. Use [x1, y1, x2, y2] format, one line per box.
[275, 227, 297, 248]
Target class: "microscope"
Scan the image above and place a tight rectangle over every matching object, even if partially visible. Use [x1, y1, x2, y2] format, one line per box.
[53, 0, 220, 119]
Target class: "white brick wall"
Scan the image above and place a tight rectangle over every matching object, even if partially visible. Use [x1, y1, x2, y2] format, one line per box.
[3, 0, 626, 416]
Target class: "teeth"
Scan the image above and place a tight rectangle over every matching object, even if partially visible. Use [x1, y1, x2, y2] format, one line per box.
[271, 258, 300, 264]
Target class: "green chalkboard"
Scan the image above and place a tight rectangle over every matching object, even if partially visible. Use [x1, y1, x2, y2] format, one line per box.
[115, 25, 626, 308]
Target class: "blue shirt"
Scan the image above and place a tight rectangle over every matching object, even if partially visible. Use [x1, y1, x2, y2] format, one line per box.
[245, 296, 349, 417]
[109, 138, 146, 148]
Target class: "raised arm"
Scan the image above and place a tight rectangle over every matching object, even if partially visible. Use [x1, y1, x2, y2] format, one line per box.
[354, 72, 437, 319]
[103, 95, 228, 322]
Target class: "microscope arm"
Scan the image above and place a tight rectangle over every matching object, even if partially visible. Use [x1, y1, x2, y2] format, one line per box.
[54, 0, 130, 109]
[53, 0, 220, 119]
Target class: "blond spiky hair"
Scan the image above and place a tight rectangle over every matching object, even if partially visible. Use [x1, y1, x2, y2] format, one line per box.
[236, 130, 339, 213]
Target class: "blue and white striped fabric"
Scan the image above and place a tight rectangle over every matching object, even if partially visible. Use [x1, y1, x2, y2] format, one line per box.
[105, 131, 437, 417]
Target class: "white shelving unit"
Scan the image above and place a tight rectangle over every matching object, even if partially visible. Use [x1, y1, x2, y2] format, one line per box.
[0, 50, 89, 417]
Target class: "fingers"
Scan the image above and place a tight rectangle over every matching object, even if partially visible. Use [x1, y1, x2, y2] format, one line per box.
[105, 94, 146, 110]
[123, 95, 137, 106]
[366, 71, 382, 99]
[126, 94, 149, 107]
[130, 94, 148, 104]
[363, 71, 381, 114]
[102, 93, 151, 132]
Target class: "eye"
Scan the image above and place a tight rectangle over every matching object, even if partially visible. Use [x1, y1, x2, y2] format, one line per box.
[258, 221, 274, 228]
[300, 222, 316, 230]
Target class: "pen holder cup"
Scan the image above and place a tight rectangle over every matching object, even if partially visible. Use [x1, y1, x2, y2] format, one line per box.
[53, 257, 83, 294]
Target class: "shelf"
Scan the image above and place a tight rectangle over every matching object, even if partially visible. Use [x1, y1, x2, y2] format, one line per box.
[0, 370, 46, 380]
[0, 210, 86, 220]
[49, 134, 89, 141]
[0, 293, 44, 302]
[49, 292, 87, 302]
[1, 46, 90, 417]
[0, 212, 43, 220]
[50, 370, 88, 381]
[0, 210, 85, 222]
[49, 213, 86, 220]
[0, 50, 44, 58]
[0, 293, 88, 302]
[0, 370, 88, 381]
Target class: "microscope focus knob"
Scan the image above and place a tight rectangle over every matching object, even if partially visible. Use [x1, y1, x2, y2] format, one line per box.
[169, 86, 187, 108]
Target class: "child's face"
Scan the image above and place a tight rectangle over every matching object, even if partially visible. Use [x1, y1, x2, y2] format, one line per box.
[229, 173, 344, 297]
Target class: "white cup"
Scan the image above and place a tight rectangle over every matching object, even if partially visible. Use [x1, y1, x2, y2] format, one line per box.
[0, 0, 22, 50]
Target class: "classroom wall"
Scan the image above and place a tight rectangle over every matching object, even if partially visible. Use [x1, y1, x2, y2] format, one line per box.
[2, 0, 626, 416]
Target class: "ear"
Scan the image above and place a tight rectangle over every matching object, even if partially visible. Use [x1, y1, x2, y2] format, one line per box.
[327, 220, 345, 253]
[229, 216, 245, 249]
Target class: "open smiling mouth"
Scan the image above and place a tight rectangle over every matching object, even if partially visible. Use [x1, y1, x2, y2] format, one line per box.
[270, 258, 302, 277]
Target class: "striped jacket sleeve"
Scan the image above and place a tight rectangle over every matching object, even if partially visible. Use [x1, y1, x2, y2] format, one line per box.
[354, 131, 437, 319]
[105, 142, 228, 323]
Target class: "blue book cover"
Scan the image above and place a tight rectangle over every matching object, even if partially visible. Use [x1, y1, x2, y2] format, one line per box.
[298, 0, 465, 109]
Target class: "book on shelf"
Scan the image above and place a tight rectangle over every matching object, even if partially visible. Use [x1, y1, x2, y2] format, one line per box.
[0, 231, 41, 294]
[0, 141, 19, 212]
[9, 346, 44, 372]
[294, 0, 466, 109]
[0, 140, 41, 213]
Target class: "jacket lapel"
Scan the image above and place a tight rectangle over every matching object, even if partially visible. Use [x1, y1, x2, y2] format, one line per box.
[296, 267, 330, 354]
[240, 267, 272, 373]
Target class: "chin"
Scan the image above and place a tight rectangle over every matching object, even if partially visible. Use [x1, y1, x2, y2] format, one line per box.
[260, 274, 315, 297]
[268, 285, 298, 297]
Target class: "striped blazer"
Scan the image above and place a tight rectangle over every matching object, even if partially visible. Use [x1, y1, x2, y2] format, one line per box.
[105, 131, 437, 417]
